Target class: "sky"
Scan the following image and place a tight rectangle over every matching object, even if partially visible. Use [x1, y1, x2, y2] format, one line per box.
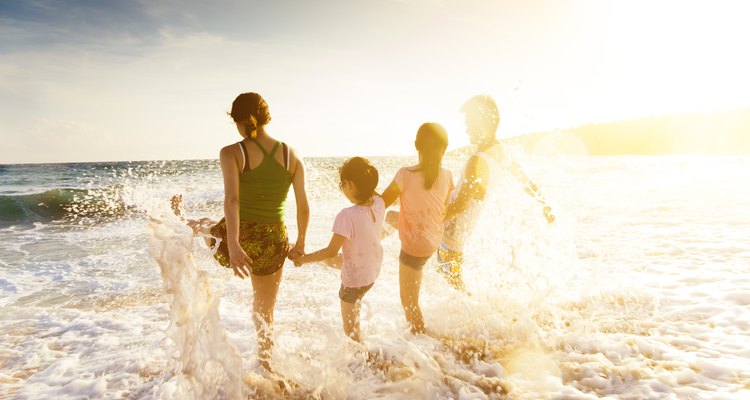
[1, 0, 749, 163]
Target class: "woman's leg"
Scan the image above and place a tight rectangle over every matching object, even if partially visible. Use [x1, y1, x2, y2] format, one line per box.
[399, 261, 425, 334]
[340, 299, 362, 342]
[251, 267, 283, 371]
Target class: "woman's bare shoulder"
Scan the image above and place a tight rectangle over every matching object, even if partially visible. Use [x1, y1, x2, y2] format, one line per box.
[220, 141, 241, 154]
[285, 144, 306, 178]
[219, 142, 243, 163]
[286, 144, 303, 164]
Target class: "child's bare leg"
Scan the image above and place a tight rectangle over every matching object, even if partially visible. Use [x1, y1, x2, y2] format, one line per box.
[399, 262, 425, 334]
[340, 299, 362, 342]
[170, 194, 214, 235]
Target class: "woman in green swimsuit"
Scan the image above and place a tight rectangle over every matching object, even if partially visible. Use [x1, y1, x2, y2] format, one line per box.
[174, 92, 309, 371]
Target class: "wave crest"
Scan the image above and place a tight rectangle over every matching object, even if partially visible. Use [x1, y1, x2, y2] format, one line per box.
[0, 187, 130, 226]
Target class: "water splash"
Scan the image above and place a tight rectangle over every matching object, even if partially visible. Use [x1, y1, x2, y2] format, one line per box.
[147, 215, 249, 399]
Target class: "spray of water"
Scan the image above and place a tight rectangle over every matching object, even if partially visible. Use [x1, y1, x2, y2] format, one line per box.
[147, 215, 251, 399]
[5, 157, 750, 398]
[141, 152, 586, 399]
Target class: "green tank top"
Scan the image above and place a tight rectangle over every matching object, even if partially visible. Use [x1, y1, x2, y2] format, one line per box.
[237, 139, 293, 223]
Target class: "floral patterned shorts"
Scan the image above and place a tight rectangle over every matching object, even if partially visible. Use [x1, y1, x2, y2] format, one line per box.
[209, 218, 290, 276]
[436, 244, 466, 290]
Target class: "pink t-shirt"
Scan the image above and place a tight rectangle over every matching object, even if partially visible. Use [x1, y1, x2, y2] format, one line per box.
[332, 196, 385, 288]
[393, 167, 454, 257]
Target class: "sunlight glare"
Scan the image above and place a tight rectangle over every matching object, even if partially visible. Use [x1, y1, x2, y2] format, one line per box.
[609, 1, 750, 114]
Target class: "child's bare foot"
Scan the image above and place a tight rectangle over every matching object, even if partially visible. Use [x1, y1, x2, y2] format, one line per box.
[171, 195, 215, 235]
[187, 217, 214, 235]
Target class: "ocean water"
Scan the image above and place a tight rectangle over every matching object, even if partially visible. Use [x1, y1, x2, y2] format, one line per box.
[1, 154, 749, 399]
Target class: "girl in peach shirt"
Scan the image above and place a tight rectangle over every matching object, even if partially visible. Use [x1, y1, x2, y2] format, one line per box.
[382, 123, 453, 334]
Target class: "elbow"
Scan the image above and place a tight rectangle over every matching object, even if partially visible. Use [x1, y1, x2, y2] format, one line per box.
[297, 209, 310, 223]
[224, 196, 239, 210]
[383, 193, 398, 208]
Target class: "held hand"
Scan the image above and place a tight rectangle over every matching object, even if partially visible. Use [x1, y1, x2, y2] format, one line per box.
[543, 205, 556, 224]
[228, 243, 253, 279]
[288, 253, 305, 268]
[288, 242, 305, 263]
[290, 253, 305, 268]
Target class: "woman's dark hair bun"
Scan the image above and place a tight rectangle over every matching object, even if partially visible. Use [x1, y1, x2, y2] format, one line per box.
[230, 92, 271, 126]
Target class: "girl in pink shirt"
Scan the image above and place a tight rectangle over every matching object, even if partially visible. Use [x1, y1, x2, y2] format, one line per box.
[382, 123, 453, 334]
[293, 157, 384, 343]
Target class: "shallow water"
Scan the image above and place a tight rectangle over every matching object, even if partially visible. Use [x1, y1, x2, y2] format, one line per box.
[1, 155, 749, 399]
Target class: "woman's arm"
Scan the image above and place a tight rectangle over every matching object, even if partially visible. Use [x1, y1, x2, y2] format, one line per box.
[220, 145, 253, 278]
[289, 148, 310, 259]
[294, 234, 346, 267]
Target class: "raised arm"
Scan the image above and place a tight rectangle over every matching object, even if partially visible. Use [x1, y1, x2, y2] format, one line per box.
[220, 145, 253, 278]
[509, 161, 555, 223]
[289, 148, 310, 259]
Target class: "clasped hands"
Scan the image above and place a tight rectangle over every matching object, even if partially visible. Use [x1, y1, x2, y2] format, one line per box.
[288, 242, 305, 267]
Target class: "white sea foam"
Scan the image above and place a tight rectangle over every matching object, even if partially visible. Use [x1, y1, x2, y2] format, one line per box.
[1, 156, 749, 399]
